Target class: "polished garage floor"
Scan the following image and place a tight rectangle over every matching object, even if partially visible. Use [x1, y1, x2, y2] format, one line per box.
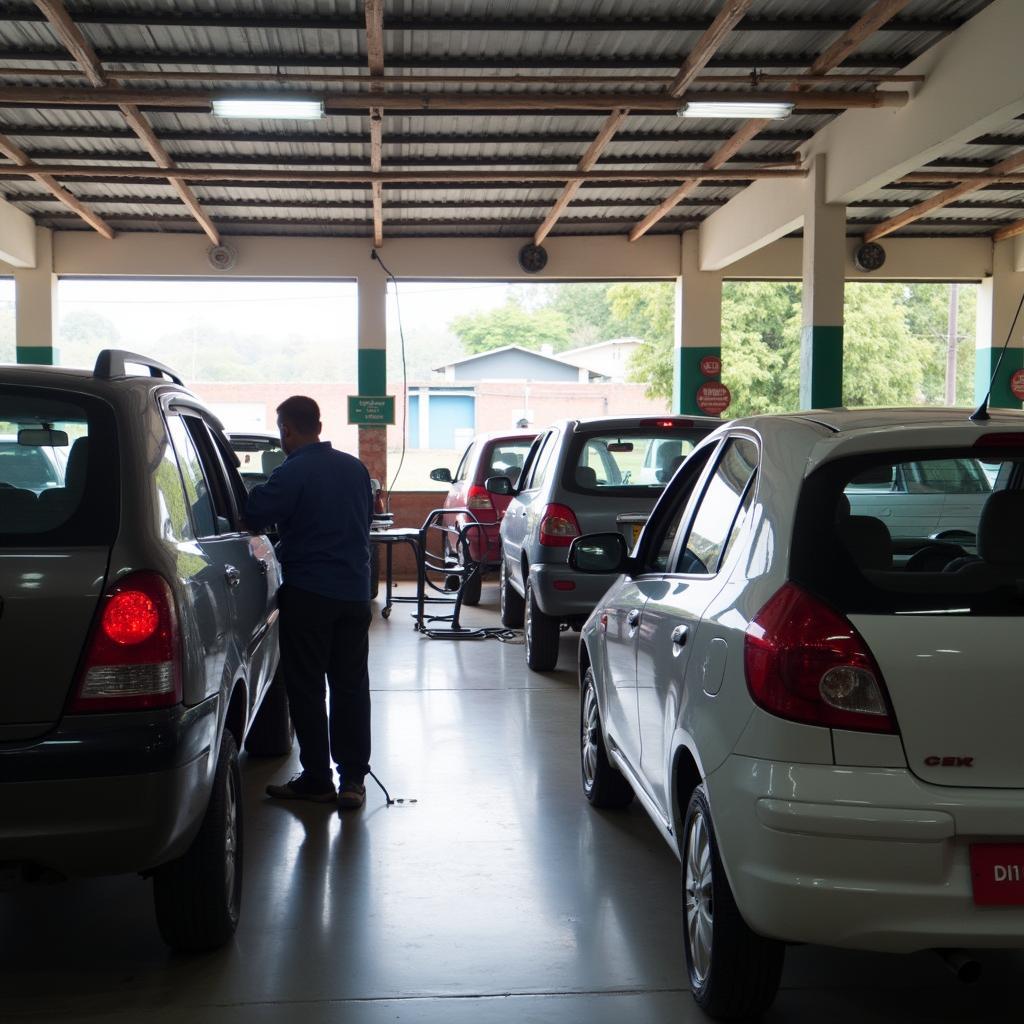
[4, 582, 1024, 1023]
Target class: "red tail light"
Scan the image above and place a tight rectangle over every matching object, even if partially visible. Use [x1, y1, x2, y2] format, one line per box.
[539, 503, 581, 547]
[744, 583, 896, 734]
[70, 572, 181, 713]
[466, 484, 494, 510]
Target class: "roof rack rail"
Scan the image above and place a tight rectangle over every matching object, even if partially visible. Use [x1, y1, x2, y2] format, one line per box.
[94, 349, 184, 386]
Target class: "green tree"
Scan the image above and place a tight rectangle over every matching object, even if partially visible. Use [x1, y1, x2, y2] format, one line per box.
[449, 298, 572, 354]
[58, 309, 121, 368]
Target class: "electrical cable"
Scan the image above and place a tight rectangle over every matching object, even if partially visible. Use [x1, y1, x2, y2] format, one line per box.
[370, 248, 408, 512]
[367, 768, 416, 806]
[971, 287, 1024, 422]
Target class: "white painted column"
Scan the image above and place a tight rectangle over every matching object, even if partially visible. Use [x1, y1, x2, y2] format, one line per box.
[975, 238, 1024, 408]
[356, 270, 388, 483]
[14, 227, 57, 365]
[800, 155, 846, 409]
[674, 230, 723, 415]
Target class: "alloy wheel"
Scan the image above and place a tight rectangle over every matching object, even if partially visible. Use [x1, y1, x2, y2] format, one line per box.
[581, 681, 599, 791]
[223, 766, 239, 908]
[684, 806, 714, 987]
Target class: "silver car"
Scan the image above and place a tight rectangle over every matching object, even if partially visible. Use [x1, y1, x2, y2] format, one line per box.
[488, 415, 719, 670]
[0, 351, 287, 951]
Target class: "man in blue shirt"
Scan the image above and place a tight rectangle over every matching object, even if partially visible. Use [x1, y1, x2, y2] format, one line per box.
[246, 396, 374, 810]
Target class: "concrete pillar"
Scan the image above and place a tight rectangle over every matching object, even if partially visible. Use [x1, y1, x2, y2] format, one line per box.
[800, 155, 846, 409]
[13, 227, 57, 365]
[674, 230, 723, 416]
[356, 270, 388, 485]
[975, 238, 1024, 408]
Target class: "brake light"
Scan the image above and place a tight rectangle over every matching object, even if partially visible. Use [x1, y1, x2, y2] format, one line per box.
[466, 484, 494, 510]
[70, 572, 181, 713]
[539, 503, 581, 547]
[744, 583, 896, 734]
[639, 418, 694, 429]
[973, 433, 1024, 449]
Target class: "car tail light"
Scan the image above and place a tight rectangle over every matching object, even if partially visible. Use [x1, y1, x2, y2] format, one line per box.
[639, 418, 694, 429]
[466, 484, 494, 510]
[539, 503, 581, 547]
[70, 572, 181, 713]
[744, 583, 896, 734]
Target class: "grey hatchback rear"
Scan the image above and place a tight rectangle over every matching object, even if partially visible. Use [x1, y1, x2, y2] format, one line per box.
[491, 415, 720, 670]
[0, 351, 288, 951]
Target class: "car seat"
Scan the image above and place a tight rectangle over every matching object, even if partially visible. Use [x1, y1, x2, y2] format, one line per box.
[0, 485, 39, 532]
[576, 465, 598, 488]
[37, 436, 89, 526]
[836, 502, 893, 571]
[261, 448, 286, 477]
[945, 490, 1024, 581]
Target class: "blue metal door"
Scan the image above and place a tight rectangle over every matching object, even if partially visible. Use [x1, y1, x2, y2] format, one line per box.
[429, 394, 475, 448]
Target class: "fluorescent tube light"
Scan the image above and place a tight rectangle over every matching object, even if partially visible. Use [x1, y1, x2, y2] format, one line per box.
[212, 98, 325, 120]
[678, 101, 795, 120]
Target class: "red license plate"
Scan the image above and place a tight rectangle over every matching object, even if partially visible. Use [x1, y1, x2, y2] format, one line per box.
[970, 844, 1024, 905]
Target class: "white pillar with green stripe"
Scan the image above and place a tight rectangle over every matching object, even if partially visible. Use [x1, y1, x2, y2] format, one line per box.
[975, 238, 1024, 409]
[673, 230, 724, 417]
[14, 227, 57, 366]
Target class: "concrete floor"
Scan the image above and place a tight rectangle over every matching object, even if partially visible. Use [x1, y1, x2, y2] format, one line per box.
[4, 580, 1024, 1022]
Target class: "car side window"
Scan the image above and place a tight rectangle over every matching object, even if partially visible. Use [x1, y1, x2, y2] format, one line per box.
[676, 438, 759, 576]
[166, 414, 218, 539]
[155, 429, 194, 543]
[182, 416, 240, 531]
[528, 431, 560, 491]
[454, 443, 474, 483]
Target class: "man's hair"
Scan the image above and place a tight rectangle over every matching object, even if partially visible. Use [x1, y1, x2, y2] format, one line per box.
[277, 395, 321, 435]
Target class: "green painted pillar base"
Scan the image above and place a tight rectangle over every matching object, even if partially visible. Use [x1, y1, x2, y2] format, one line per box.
[799, 325, 843, 409]
[975, 346, 1024, 408]
[357, 349, 386, 396]
[673, 345, 721, 416]
[16, 345, 56, 366]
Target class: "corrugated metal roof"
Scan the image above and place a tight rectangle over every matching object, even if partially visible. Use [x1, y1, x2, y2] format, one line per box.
[0, 0, 1005, 241]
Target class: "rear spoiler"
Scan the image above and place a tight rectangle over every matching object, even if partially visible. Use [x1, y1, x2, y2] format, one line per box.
[94, 349, 184, 386]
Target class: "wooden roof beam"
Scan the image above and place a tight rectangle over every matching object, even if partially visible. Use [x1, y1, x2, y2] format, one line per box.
[628, 0, 915, 241]
[365, 0, 384, 248]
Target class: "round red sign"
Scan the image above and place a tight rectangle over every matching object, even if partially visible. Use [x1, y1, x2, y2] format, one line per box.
[1011, 368, 1024, 401]
[699, 355, 722, 378]
[696, 381, 731, 416]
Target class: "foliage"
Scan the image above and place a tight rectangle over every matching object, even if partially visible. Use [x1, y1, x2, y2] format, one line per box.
[449, 298, 573, 354]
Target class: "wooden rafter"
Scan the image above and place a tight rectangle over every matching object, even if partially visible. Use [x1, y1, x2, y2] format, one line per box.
[533, 0, 752, 247]
[628, 0, 915, 241]
[32, 0, 218, 244]
[365, 0, 385, 248]
[865, 149, 1024, 242]
[0, 132, 113, 238]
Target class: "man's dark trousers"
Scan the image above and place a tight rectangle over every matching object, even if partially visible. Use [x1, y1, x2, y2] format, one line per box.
[278, 583, 371, 788]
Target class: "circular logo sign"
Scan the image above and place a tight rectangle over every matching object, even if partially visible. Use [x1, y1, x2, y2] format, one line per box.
[696, 381, 731, 416]
[699, 355, 722, 378]
[1011, 368, 1024, 401]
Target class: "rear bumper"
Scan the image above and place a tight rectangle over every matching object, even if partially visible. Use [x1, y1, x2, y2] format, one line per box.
[528, 562, 619, 620]
[0, 697, 218, 878]
[707, 754, 1024, 953]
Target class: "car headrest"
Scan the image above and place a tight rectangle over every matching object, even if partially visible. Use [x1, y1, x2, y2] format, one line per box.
[576, 465, 598, 489]
[839, 514, 892, 571]
[666, 455, 685, 479]
[261, 449, 286, 476]
[65, 436, 89, 493]
[0, 486, 38, 530]
[977, 490, 1024, 565]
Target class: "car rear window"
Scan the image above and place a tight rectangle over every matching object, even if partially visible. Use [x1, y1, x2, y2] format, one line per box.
[0, 386, 118, 546]
[230, 438, 285, 490]
[564, 427, 711, 497]
[791, 446, 1024, 616]
[483, 440, 533, 487]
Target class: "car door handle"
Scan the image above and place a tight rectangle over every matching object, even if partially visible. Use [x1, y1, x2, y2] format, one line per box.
[627, 608, 642, 628]
[225, 565, 242, 587]
[671, 624, 689, 647]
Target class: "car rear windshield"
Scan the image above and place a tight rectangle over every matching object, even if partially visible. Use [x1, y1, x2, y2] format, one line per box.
[483, 440, 533, 487]
[231, 438, 286, 489]
[791, 446, 1024, 615]
[0, 386, 118, 546]
[563, 427, 711, 497]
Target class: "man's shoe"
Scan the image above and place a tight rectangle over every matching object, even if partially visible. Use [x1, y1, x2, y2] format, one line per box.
[337, 781, 366, 810]
[266, 773, 336, 803]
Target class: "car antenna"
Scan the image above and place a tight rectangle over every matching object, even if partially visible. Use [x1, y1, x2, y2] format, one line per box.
[970, 287, 1024, 423]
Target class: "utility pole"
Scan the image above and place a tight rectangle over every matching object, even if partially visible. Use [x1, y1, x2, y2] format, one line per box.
[945, 282, 959, 406]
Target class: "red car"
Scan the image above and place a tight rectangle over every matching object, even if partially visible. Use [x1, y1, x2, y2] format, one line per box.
[431, 430, 537, 605]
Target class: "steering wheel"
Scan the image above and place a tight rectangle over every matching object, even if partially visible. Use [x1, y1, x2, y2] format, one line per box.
[904, 543, 966, 573]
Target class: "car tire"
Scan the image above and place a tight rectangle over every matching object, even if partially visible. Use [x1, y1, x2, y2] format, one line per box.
[499, 558, 524, 628]
[369, 543, 380, 600]
[580, 667, 633, 809]
[243, 672, 294, 757]
[682, 785, 784, 1020]
[153, 730, 243, 952]
[524, 576, 560, 671]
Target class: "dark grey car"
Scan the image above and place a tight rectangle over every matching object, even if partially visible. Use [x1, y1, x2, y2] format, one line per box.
[489, 415, 720, 671]
[0, 351, 288, 951]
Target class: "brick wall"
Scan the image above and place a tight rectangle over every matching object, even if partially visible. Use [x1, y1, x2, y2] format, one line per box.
[375, 490, 449, 581]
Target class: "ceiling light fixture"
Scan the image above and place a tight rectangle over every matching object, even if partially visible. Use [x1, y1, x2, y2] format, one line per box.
[212, 98, 325, 120]
[678, 100, 795, 120]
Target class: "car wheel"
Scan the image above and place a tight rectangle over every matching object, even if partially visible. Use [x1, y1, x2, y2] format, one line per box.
[499, 558, 524, 628]
[682, 785, 784, 1020]
[524, 576, 560, 671]
[369, 543, 380, 600]
[153, 730, 244, 952]
[243, 672, 294, 757]
[580, 667, 633, 808]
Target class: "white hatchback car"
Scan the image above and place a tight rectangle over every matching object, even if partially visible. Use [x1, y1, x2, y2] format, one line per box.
[569, 408, 1024, 1019]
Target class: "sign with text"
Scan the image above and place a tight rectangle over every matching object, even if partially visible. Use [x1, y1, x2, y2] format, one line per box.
[348, 395, 395, 426]
[1010, 368, 1024, 401]
[696, 381, 731, 416]
[699, 355, 722, 378]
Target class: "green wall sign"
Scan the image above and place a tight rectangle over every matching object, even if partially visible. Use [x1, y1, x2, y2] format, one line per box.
[348, 395, 395, 426]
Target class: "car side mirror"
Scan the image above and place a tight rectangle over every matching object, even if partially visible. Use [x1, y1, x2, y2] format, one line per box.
[484, 475, 514, 496]
[568, 533, 629, 574]
[430, 467, 453, 483]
